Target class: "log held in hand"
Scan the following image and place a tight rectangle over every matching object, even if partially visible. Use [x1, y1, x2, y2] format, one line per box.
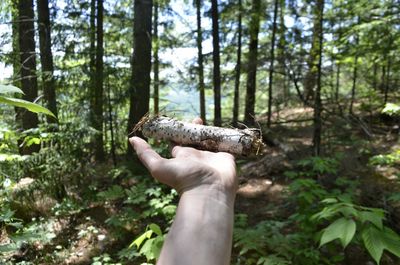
[134, 116, 265, 156]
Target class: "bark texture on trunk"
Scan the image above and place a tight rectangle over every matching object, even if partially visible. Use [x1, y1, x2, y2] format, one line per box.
[18, 0, 40, 154]
[37, 0, 58, 123]
[153, 0, 159, 114]
[312, 0, 324, 156]
[232, 0, 242, 127]
[196, 0, 206, 123]
[211, 0, 221, 126]
[266, 0, 279, 128]
[244, 0, 261, 126]
[127, 0, 153, 154]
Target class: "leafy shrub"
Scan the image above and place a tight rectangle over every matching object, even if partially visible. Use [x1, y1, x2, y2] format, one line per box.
[382, 103, 400, 116]
[369, 149, 400, 166]
[130, 223, 165, 263]
[313, 197, 400, 264]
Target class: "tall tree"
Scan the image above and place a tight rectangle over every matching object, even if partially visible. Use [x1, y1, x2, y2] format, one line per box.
[232, 0, 242, 127]
[18, 0, 40, 154]
[211, 0, 221, 126]
[91, 0, 105, 161]
[196, 0, 206, 123]
[312, 0, 325, 156]
[349, 17, 360, 115]
[304, 0, 324, 104]
[266, 0, 279, 128]
[11, 1, 20, 88]
[244, 0, 261, 125]
[127, 0, 153, 154]
[153, 0, 159, 115]
[37, 0, 58, 123]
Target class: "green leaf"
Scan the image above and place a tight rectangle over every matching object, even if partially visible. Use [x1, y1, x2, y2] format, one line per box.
[320, 217, 356, 248]
[130, 230, 153, 249]
[0, 96, 56, 119]
[0, 84, 24, 94]
[381, 227, 400, 258]
[321, 198, 338, 204]
[140, 238, 156, 261]
[148, 223, 162, 237]
[359, 211, 384, 229]
[362, 225, 384, 264]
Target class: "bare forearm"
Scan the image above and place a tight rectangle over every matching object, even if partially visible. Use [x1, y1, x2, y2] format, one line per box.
[157, 190, 235, 265]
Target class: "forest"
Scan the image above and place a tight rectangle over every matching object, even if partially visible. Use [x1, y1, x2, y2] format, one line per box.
[0, 0, 400, 264]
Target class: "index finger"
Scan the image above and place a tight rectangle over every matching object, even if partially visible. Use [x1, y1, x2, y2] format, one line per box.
[129, 137, 164, 173]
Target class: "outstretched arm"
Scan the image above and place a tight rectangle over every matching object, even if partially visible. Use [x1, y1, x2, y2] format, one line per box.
[129, 118, 237, 265]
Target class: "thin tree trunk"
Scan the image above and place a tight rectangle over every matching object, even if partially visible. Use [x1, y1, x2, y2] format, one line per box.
[127, 0, 153, 155]
[37, 0, 57, 123]
[153, 0, 159, 114]
[349, 54, 358, 115]
[384, 57, 391, 105]
[11, 2, 20, 88]
[18, 0, 40, 154]
[372, 60, 377, 90]
[232, 0, 242, 127]
[107, 74, 116, 166]
[244, 0, 261, 126]
[312, 0, 324, 156]
[335, 62, 340, 102]
[381, 65, 386, 93]
[304, 0, 324, 105]
[211, 0, 221, 126]
[266, 0, 279, 128]
[196, 0, 206, 123]
[278, 0, 288, 106]
[93, 0, 105, 161]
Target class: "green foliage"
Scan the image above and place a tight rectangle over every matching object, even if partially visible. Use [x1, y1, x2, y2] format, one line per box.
[130, 223, 165, 263]
[97, 185, 125, 201]
[382, 103, 400, 116]
[297, 156, 339, 176]
[0, 84, 56, 118]
[369, 149, 400, 166]
[91, 253, 122, 265]
[233, 214, 290, 265]
[313, 197, 400, 264]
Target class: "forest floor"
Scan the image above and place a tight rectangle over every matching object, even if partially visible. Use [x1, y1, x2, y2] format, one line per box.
[2, 106, 399, 265]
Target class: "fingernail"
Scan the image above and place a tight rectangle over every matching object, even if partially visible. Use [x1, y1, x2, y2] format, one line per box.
[129, 137, 138, 148]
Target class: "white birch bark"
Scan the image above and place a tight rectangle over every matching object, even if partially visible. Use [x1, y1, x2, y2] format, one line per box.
[138, 116, 264, 156]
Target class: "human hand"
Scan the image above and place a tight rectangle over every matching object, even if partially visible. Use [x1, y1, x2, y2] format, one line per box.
[129, 118, 237, 202]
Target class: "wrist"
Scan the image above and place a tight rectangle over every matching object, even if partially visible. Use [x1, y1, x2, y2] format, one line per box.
[180, 183, 237, 208]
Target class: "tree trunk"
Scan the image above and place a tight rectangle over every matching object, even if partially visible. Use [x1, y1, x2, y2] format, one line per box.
[127, 0, 153, 155]
[211, 0, 221, 126]
[244, 0, 261, 126]
[18, 0, 40, 154]
[92, 0, 105, 161]
[153, 0, 159, 115]
[349, 17, 361, 115]
[349, 54, 358, 115]
[266, 0, 279, 128]
[11, 2, 20, 88]
[37, 0, 57, 123]
[277, 0, 288, 106]
[312, 0, 324, 156]
[232, 0, 242, 127]
[107, 76, 117, 166]
[304, 0, 324, 105]
[196, 0, 206, 123]
[384, 56, 391, 105]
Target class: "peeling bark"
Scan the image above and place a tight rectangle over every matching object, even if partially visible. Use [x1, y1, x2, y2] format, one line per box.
[136, 116, 265, 156]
